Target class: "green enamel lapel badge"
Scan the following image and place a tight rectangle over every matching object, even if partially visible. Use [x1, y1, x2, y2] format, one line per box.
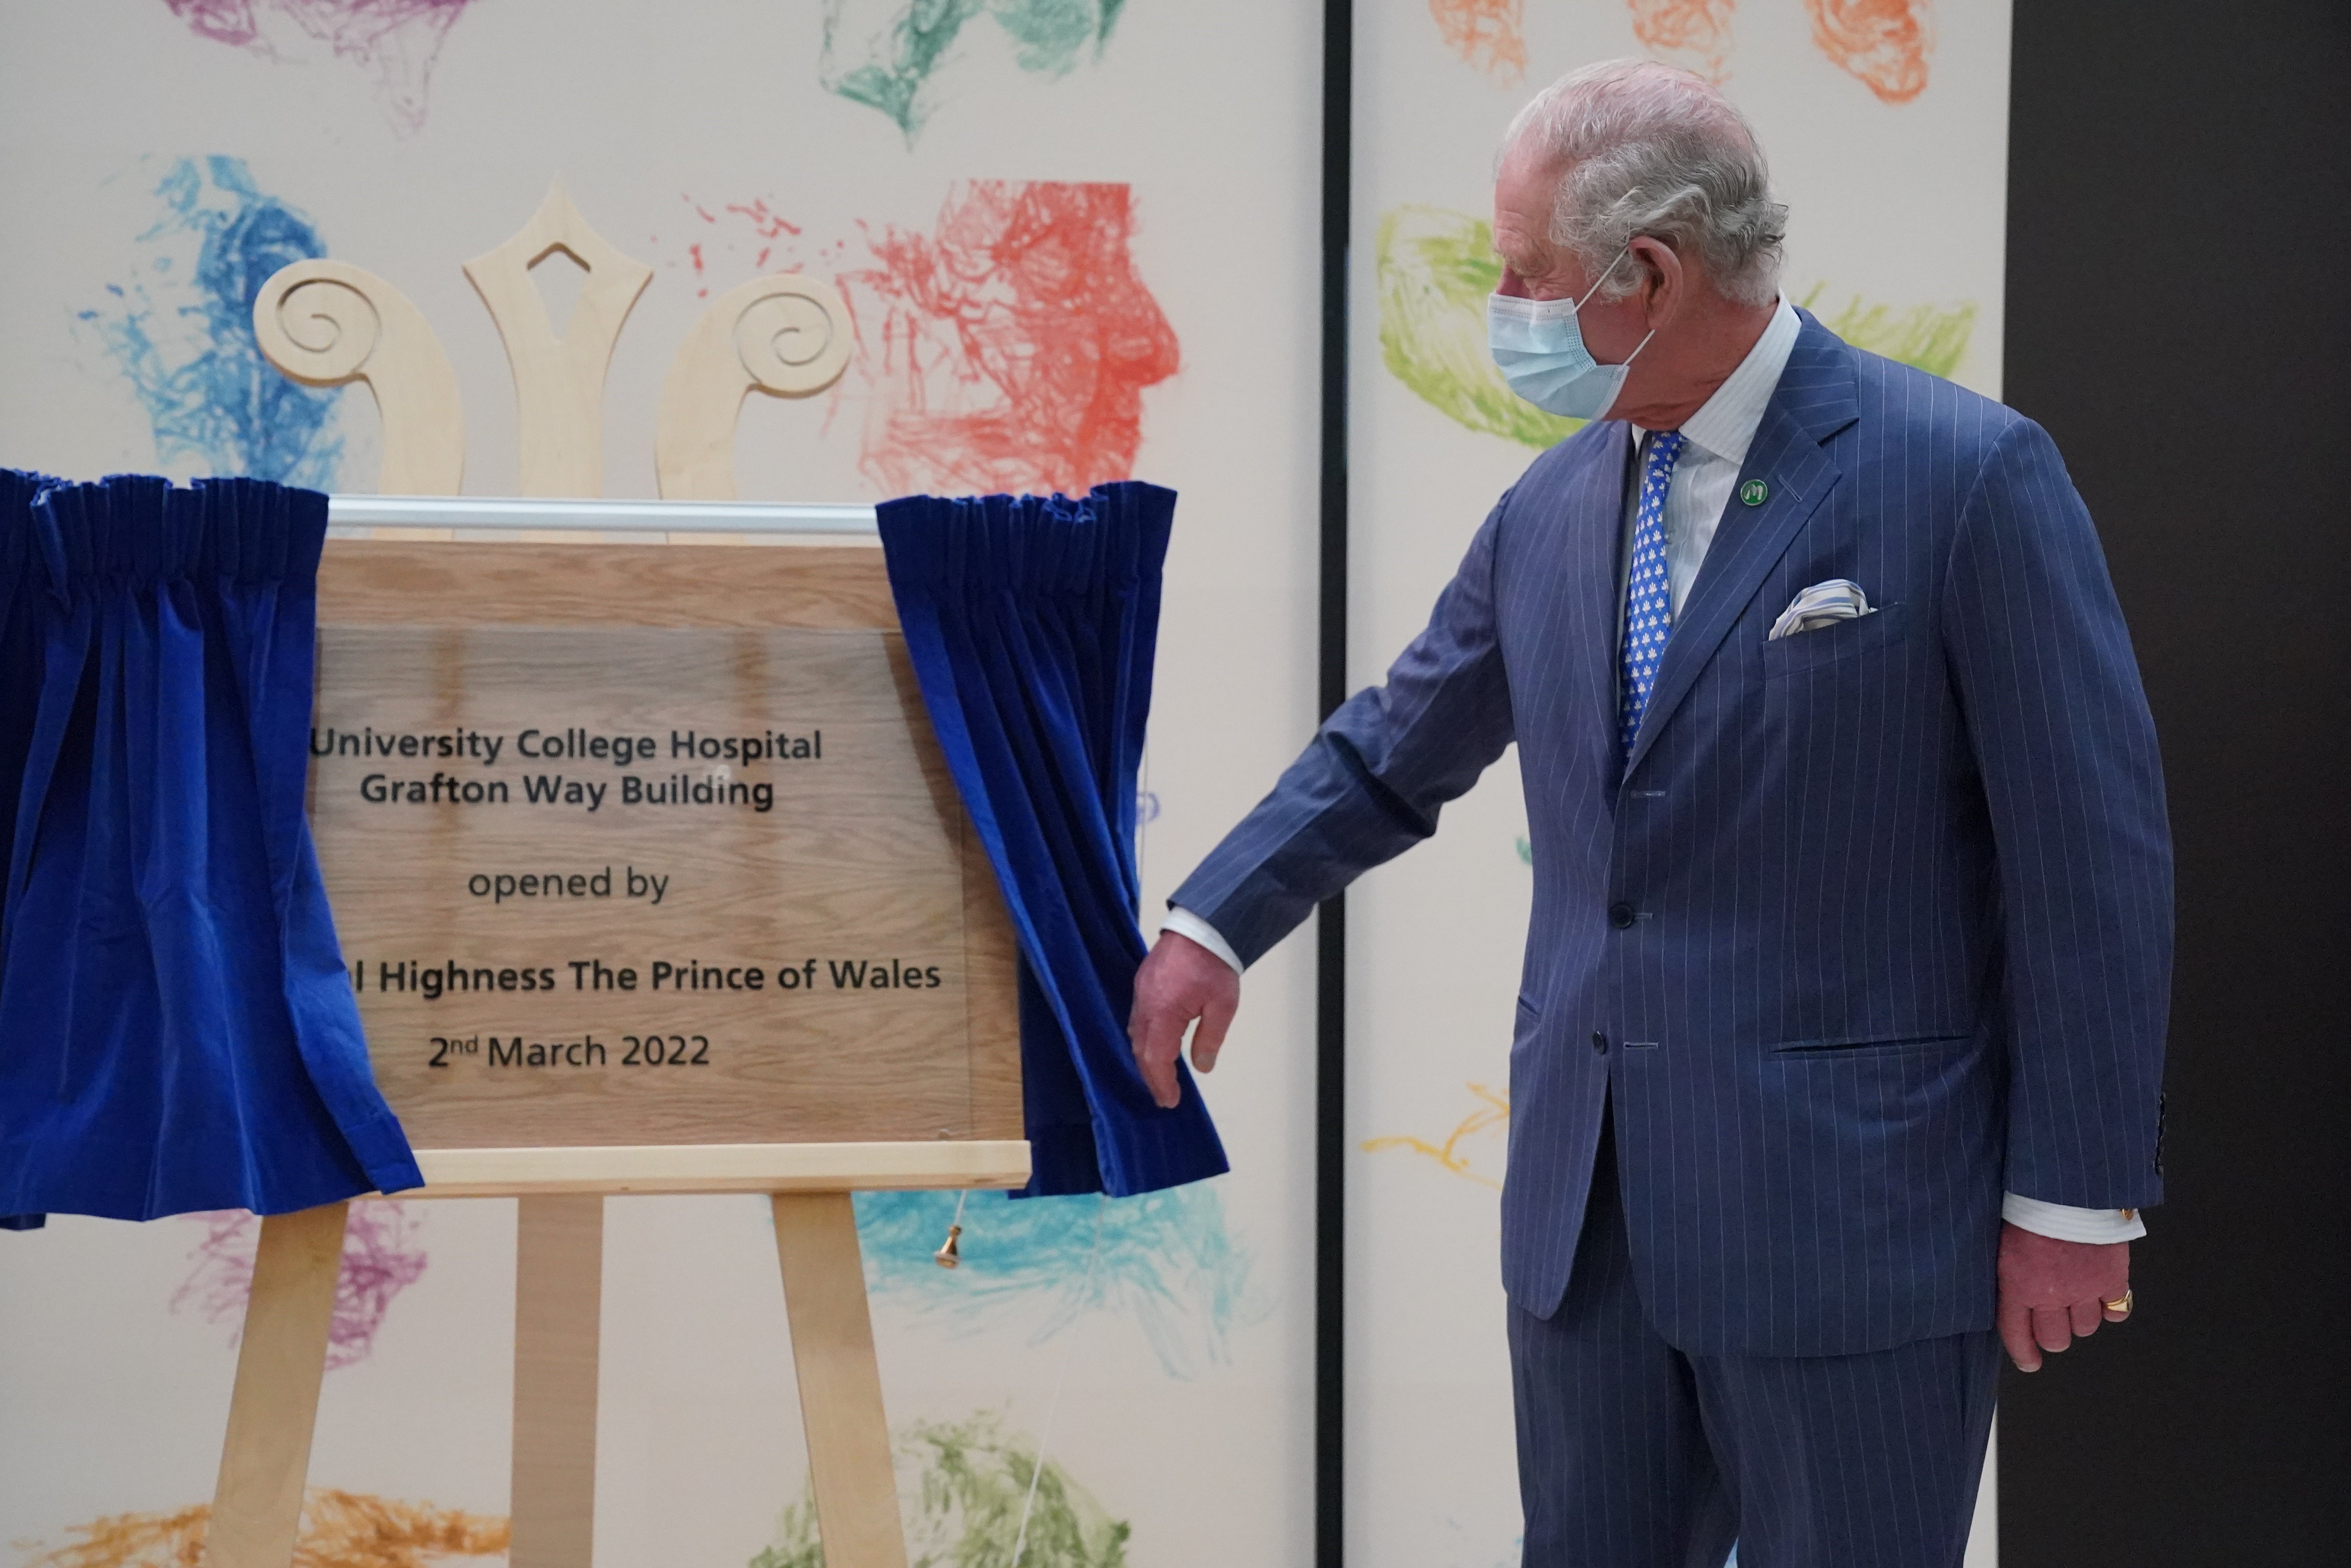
[1739, 479, 1769, 507]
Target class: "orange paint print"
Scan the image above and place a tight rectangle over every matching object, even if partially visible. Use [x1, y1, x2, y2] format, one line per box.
[844, 181, 1179, 498]
[1428, 0, 1525, 84]
[1628, 0, 1738, 83]
[1363, 1082, 1511, 1189]
[1806, 0, 1933, 103]
[25, 1493, 505, 1568]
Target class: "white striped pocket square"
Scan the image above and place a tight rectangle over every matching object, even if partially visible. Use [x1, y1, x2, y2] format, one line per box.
[1767, 579, 1875, 641]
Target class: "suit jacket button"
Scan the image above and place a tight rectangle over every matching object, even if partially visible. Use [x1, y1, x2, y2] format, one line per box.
[1608, 902, 1637, 929]
[1590, 1031, 1608, 1054]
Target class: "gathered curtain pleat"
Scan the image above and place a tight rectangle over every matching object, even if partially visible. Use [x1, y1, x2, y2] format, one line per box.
[878, 482, 1226, 1197]
[0, 473, 51, 917]
[0, 473, 53, 1229]
[0, 472, 420, 1223]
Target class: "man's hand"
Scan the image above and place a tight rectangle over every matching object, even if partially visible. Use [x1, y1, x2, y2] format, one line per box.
[1997, 1222, 2133, 1372]
[1127, 931, 1240, 1110]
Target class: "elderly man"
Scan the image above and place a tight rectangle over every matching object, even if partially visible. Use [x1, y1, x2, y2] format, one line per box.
[1129, 59, 2169, 1568]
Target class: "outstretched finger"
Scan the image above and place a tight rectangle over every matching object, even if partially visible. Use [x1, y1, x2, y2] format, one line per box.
[1191, 986, 1239, 1074]
[1128, 1000, 1189, 1110]
[1999, 1295, 2041, 1373]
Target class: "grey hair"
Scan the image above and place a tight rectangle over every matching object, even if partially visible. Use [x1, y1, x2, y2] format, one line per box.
[1502, 59, 1787, 308]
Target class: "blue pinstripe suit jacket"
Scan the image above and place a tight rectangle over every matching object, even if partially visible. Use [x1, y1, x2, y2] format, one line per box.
[1173, 314, 2172, 1356]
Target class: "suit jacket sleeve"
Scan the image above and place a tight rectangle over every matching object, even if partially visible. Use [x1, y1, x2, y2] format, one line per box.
[1169, 497, 1518, 968]
[1941, 416, 2172, 1211]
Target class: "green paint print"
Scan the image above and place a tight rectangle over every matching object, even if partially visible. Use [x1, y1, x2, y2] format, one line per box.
[993, 0, 1126, 74]
[1378, 205, 1582, 451]
[822, 0, 985, 137]
[1800, 285, 1977, 380]
[753, 1412, 1130, 1568]
[1374, 208, 1979, 443]
[822, 0, 1127, 139]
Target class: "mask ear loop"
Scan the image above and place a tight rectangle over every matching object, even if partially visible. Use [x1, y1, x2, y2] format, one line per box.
[1572, 244, 1636, 312]
[1577, 245, 1658, 367]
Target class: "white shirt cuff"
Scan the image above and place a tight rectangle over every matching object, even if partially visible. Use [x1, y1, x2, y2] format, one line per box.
[2002, 1192, 2147, 1244]
[1161, 906, 1244, 973]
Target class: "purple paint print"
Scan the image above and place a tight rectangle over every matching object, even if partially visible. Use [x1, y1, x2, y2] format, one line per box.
[163, 0, 482, 135]
[173, 1201, 428, 1370]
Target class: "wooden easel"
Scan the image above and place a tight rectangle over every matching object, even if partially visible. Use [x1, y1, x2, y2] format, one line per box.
[212, 184, 1024, 1568]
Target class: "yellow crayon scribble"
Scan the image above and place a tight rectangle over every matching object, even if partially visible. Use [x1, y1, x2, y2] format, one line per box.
[1363, 1082, 1511, 1189]
[24, 1492, 508, 1568]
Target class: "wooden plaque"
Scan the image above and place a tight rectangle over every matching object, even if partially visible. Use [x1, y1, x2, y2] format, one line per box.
[309, 541, 1023, 1164]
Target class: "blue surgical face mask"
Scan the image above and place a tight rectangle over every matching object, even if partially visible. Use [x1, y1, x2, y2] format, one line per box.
[1487, 248, 1656, 420]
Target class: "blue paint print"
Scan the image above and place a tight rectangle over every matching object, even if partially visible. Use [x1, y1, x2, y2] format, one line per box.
[78, 157, 343, 485]
[854, 1181, 1260, 1378]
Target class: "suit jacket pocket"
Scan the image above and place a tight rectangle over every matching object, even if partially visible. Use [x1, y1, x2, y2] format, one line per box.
[1509, 994, 1543, 1051]
[1760, 602, 1911, 678]
[1769, 1031, 1970, 1058]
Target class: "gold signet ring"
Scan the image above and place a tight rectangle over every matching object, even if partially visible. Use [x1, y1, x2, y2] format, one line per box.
[2102, 1290, 2134, 1314]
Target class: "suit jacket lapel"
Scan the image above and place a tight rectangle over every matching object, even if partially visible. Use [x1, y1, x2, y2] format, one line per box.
[1554, 421, 1633, 791]
[1621, 317, 1861, 779]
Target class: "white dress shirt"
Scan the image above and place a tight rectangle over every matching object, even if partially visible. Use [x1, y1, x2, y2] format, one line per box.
[1166, 298, 2144, 1245]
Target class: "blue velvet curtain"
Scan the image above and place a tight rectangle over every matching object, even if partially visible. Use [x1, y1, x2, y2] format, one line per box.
[0, 473, 51, 921]
[878, 482, 1226, 1197]
[0, 474, 53, 1229]
[0, 473, 420, 1223]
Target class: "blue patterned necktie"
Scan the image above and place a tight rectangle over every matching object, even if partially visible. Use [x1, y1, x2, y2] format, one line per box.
[1619, 428, 1686, 754]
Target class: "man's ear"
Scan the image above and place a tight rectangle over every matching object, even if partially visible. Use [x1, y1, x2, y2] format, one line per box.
[1628, 234, 1683, 327]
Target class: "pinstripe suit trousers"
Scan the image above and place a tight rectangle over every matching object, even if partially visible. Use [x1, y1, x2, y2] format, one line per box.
[1511, 1102, 2001, 1568]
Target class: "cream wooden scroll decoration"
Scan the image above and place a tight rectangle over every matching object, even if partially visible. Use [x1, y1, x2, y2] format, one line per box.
[463, 179, 652, 498]
[655, 273, 854, 500]
[251, 261, 464, 496]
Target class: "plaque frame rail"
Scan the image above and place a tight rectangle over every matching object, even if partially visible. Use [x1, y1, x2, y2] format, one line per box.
[207, 203, 1031, 1568]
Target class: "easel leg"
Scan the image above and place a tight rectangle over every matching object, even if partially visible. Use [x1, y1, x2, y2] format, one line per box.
[771, 1192, 908, 1568]
[205, 1202, 349, 1568]
[512, 1195, 604, 1568]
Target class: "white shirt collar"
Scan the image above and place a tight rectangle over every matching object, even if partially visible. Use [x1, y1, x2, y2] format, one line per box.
[1629, 296, 1803, 466]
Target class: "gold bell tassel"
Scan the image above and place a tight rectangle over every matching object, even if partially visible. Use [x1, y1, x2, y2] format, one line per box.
[934, 1188, 971, 1269]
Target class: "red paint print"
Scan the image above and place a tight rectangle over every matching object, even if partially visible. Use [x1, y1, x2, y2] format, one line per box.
[685, 207, 802, 299]
[163, 0, 480, 134]
[1628, 0, 1738, 83]
[1806, 0, 1932, 103]
[651, 185, 1176, 497]
[727, 200, 804, 241]
[845, 181, 1179, 498]
[1428, 0, 1526, 84]
[173, 1202, 427, 1370]
[662, 195, 818, 302]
